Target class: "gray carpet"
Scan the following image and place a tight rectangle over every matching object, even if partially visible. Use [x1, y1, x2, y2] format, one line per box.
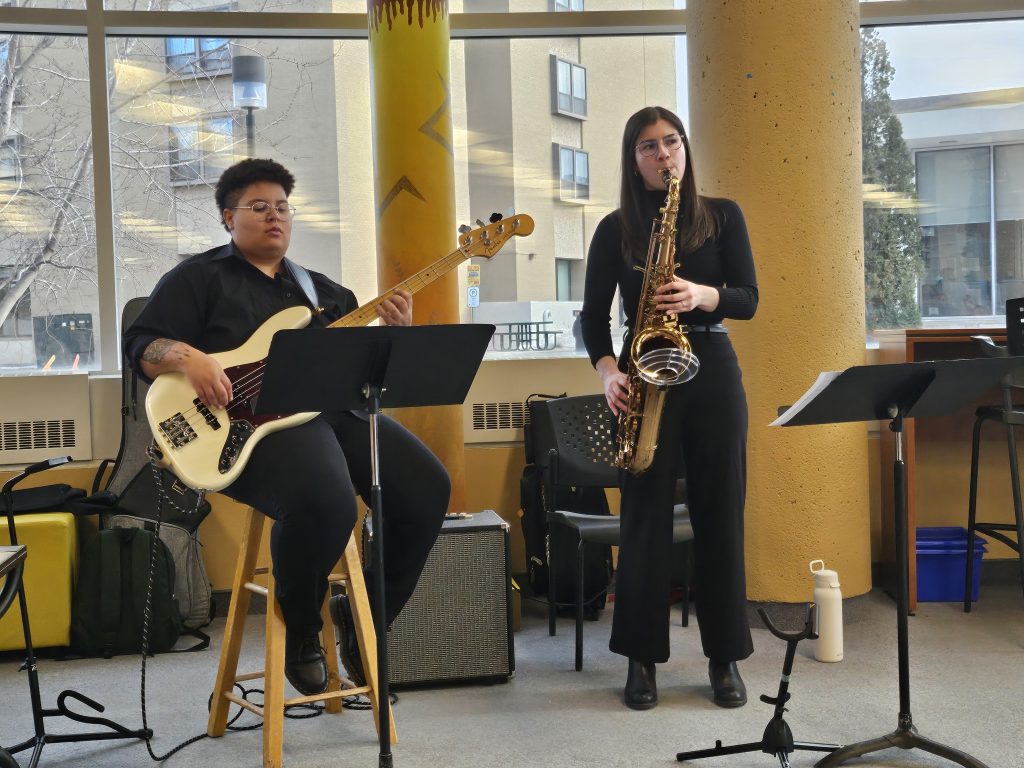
[1, 586, 1022, 768]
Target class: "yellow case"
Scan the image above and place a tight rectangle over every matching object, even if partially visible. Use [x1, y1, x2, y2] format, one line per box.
[0, 512, 78, 651]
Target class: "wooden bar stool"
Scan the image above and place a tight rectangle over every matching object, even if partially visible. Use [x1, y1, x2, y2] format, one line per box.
[208, 506, 395, 768]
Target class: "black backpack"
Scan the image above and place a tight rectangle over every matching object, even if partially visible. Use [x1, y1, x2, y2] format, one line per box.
[70, 526, 182, 657]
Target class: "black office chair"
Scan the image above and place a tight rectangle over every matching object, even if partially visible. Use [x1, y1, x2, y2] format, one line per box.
[964, 297, 1024, 611]
[541, 394, 693, 670]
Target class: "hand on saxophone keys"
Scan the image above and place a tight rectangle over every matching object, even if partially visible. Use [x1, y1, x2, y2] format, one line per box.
[596, 356, 630, 416]
[654, 278, 720, 314]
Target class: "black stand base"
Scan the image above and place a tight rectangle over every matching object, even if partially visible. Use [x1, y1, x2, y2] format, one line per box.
[3, 460, 152, 768]
[815, 716, 989, 768]
[3, 582, 153, 768]
[676, 606, 840, 767]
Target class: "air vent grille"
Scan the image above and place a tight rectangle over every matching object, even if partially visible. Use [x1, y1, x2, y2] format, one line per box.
[472, 401, 529, 431]
[0, 420, 77, 451]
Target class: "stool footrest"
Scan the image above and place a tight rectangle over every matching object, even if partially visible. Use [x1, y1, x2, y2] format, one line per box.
[244, 582, 268, 597]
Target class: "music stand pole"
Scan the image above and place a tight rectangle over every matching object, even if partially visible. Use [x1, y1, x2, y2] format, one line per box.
[816, 404, 986, 768]
[364, 383, 393, 768]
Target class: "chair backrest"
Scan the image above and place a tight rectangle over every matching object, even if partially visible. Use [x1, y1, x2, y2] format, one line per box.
[1007, 297, 1024, 357]
[102, 297, 153, 497]
[541, 394, 619, 489]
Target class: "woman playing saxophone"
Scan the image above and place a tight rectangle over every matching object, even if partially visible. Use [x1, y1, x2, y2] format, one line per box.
[579, 106, 758, 712]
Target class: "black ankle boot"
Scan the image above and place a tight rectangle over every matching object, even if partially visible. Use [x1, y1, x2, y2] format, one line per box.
[708, 659, 747, 708]
[624, 659, 657, 710]
[284, 630, 328, 696]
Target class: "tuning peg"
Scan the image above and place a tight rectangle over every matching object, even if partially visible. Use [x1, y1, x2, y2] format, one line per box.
[458, 224, 472, 234]
[506, 207, 516, 217]
[475, 218, 486, 228]
[489, 212, 502, 223]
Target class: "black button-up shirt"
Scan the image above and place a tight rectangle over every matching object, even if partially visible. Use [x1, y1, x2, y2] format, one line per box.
[124, 241, 358, 376]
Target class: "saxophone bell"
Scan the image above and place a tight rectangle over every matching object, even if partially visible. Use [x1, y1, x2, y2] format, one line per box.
[634, 331, 700, 386]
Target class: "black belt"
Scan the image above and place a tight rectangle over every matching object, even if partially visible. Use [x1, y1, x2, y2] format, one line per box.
[681, 323, 728, 334]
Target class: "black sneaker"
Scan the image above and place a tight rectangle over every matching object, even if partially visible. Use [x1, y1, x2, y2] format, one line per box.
[284, 630, 328, 696]
[328, 594, 365, 687]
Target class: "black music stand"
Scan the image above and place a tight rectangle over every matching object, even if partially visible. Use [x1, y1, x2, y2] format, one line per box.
[258, 323, 494, 768]
[2, 457, 152, 768]
[773, 356, 1022, 768]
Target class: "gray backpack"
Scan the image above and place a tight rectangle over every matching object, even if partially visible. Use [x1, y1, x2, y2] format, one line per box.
[105, 466, 212, 630]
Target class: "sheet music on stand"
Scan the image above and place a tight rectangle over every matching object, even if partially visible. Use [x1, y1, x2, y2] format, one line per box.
[770, 371, 841, 426]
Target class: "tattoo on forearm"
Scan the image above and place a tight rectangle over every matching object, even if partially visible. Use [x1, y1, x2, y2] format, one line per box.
[142, 338, 189, 365]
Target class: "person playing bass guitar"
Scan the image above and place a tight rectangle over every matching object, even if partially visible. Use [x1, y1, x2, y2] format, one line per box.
[124, 158, 450, 696]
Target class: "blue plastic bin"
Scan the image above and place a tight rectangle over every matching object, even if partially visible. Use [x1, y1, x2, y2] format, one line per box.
[916, 526, 987, 602]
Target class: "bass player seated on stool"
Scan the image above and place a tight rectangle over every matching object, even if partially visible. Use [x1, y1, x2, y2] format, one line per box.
[124, 158, 450, 695]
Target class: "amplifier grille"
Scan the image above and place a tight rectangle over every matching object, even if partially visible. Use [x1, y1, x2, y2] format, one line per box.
[0, 420, 77, 451]
[387, 516, 512, 686]
[471, 401, 528, 431]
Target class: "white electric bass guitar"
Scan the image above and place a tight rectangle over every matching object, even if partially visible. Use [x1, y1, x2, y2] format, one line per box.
[146, 213, 535, 492]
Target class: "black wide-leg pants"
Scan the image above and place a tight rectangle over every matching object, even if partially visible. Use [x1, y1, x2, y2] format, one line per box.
[610, 332, 753, 664]
[223, 410, 450, 634]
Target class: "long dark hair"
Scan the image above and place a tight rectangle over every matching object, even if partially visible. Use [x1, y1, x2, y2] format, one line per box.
[618, 106, 718, 263]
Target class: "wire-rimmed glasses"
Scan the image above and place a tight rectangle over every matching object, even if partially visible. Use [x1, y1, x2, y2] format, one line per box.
[636, 133, 683, 158]
[231, 200, 297, 218]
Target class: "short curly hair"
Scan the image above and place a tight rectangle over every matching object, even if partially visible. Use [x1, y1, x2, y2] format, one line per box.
[215, 158, 296, 232]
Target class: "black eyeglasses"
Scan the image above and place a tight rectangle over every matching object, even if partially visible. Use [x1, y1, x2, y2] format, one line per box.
[231, 201, 297, 218]
[635, 133, 683, 158]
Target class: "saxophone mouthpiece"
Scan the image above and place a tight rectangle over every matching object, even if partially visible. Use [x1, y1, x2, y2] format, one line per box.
[660, 168, 675, 184]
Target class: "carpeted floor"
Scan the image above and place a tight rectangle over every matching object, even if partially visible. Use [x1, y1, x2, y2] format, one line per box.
[1, 585, 1022, 768]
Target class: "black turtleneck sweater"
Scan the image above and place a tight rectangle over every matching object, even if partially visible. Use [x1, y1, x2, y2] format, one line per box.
[580, 194, 758, 368]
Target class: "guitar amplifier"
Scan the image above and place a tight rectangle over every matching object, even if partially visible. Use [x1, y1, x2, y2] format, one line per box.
[387, 509, 515, 687]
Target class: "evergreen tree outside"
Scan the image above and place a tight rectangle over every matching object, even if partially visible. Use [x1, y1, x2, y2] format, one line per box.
[861, 28, 924, 331]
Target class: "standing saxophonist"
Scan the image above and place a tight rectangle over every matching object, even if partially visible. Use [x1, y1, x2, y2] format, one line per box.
[580, 106, 758, 711]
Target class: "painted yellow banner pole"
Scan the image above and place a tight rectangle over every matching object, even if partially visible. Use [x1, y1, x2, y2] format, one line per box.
[368, 0, 465, 512]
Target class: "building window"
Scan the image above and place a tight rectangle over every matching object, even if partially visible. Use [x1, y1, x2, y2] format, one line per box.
[165, 36, 231, 75]
[556, 259, 572, 301]
[555, 144, 589, 202]
[169, 116, 234, 186]
[552, 0, 583, 10]
[0, 269, 32, 339]
[0, 136, 20, 180]
[551, 57, 587, 119]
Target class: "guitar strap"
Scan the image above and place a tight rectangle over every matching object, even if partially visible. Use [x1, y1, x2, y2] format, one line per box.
[283, 258, 321, 315]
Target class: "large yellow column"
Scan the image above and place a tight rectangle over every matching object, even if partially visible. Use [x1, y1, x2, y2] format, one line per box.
[687, 1, 871, 600]
[368, 0, 465, 511]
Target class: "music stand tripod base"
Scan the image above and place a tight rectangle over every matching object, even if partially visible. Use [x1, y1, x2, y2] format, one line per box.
[676, 605, 839, 768]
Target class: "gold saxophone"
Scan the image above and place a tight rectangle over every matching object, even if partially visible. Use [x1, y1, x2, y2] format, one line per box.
[615, 169, 700, 475]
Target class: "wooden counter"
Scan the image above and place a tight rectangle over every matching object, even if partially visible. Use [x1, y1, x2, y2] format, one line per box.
[874, 327, 1006, 612]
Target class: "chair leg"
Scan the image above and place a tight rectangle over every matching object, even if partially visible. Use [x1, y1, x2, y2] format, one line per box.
[263, 570, 286, 768]
[680, 541, 691, 628]
[343, 537, 397, 745]
[575, 538, 584, 672]
[965, 417, 984, 613]
[209, 508, 264, 737]
[547, 531, 557, 637]
[1006, 421, 1024, 600]
[318, 597, 342, 715]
